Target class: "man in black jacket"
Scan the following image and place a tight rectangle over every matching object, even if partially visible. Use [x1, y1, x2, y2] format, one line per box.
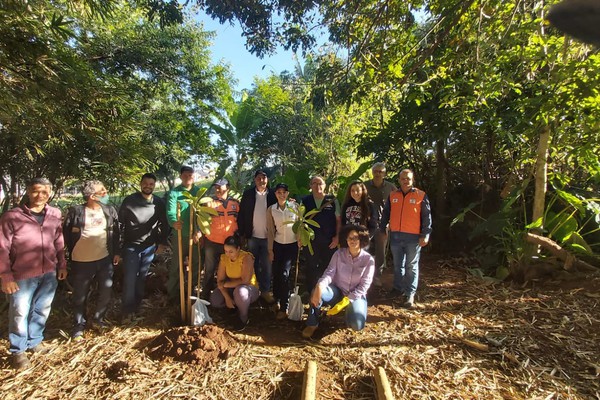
[63, 180, 121, 340]
[237, 170, 277, 303]
[118, 173, 169, 322]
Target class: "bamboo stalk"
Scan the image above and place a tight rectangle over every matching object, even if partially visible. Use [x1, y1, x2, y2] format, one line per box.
[187, 204, 194, 325]
[177, 202, 185, 324]
[197, 240, 203, 300]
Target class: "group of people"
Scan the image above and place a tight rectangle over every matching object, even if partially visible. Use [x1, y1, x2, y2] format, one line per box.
[0, 163, 432, 369]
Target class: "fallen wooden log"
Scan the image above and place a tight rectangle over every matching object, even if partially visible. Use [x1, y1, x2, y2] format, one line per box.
[374, 366, 394, 400]
[301, 360, 317, 400]
[524, 232, 597, 272]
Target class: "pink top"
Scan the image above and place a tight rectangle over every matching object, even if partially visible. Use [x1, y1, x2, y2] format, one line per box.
[317, 248, 374, 300]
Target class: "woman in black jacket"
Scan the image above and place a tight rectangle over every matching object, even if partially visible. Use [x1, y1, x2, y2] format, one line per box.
[341, 181, 378, 238]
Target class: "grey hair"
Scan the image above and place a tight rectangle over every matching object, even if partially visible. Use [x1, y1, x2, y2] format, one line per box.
[310, 175, 325, 183]
[27, 177, 52, 189]
[81, 180, 103, 200]
[371, 162, 386, 171]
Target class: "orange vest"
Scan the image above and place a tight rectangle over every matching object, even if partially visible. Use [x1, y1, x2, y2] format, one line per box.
[206, 198, 240, 244]
[388, 189, 425, 235]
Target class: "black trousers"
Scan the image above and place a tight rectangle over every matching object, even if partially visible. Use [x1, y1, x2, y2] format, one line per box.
[302, 238, 336, 293]
[272, 241, 298, 311]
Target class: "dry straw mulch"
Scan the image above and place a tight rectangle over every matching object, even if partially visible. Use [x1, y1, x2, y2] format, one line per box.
[1, 255, 599, 399]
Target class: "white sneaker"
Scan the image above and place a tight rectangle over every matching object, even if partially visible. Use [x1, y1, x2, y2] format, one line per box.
[403, 294, 415, 308]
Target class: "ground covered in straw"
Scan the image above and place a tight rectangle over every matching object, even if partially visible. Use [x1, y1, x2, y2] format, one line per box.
[1, 255, 599, 399]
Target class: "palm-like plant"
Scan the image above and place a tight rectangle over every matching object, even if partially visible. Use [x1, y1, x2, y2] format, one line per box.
[182, 188, 218, 235]
[285, 204, 320, 254]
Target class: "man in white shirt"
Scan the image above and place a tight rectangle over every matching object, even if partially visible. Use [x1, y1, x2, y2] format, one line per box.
[237, 170, 277, 303]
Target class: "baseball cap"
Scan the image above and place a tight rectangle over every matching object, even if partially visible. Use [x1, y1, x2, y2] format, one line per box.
[254, 169, 267, 178]
[274, 183, 289, 191]
[213, 178, 229, 187]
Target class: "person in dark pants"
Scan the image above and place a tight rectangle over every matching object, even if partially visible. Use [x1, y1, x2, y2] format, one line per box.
[300, 176, 341, 294]
[0, 178, 68, 369]
[63, 180, 121, 340]
[364, 162, 397, 287]
[119, 173, 169, 322]
[266, 183, 299, 319]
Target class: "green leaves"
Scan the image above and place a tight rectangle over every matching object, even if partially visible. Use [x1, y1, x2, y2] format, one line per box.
[182, 189, 217, 236]
[49, 13, 74, 39]
[0, 1, 233, 199]
[286, 203, 321, 255]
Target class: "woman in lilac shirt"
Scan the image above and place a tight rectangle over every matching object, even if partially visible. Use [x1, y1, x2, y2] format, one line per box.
[302, 224, 375, 339]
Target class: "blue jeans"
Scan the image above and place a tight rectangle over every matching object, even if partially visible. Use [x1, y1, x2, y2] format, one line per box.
[71, 256, 113, 334]
[8, 271, 58, 354]
[121, 244, 156, 315]
[389, 232, 421, 296]
[306, 284, 368, 331]
[248, 237, 271, 292]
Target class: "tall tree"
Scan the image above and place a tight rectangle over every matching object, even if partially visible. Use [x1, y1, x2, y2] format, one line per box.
[0, 1, 233, 207]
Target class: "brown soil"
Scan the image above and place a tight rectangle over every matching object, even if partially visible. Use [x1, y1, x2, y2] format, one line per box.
[146, 325, 237, 366]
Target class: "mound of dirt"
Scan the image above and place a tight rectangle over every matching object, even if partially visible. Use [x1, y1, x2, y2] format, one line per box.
[146, 325, 237, 366]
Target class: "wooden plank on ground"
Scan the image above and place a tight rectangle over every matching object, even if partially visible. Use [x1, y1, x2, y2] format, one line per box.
[374, 366, 394, 400]
[301, 360, 317, 400]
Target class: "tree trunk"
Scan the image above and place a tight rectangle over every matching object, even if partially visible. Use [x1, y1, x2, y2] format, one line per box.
[0, 176, 9, 212]
[9, 176, 19, 208]
[527, 125, 551, 256]
[435, 138, 447, 219]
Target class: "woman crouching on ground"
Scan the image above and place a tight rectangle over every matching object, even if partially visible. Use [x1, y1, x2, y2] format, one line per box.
[210, 234, 259, 331]
[302, 225, 375, 339]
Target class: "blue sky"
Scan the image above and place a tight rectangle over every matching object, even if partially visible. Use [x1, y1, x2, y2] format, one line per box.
[197, 13, 301, 92]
